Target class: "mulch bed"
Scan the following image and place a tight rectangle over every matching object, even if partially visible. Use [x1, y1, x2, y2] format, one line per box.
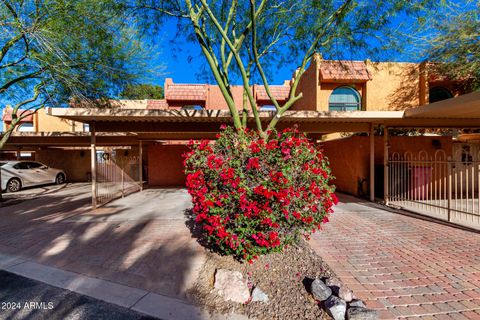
[187, 239, 335, 320]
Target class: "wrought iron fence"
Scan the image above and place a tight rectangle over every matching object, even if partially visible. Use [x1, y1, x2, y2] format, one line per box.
[95, 149, 141, 206]
[388, 148, 480, 230]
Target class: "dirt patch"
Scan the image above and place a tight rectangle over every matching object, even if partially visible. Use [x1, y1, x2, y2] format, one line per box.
[187, 239, 333, 319]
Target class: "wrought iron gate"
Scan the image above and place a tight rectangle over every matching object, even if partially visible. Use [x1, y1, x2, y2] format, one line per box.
[95, 148, 141, 206]
[388, 146, 480, 230]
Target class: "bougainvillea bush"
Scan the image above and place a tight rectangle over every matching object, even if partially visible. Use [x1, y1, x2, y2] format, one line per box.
[184, 126, 337, 262]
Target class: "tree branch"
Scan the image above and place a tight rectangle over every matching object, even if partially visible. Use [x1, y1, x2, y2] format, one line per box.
[185, 0, 242, 128]
[199, 0, 262, 132]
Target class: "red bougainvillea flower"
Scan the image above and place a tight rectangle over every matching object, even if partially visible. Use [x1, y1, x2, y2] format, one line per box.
[184, 126, 336, 262]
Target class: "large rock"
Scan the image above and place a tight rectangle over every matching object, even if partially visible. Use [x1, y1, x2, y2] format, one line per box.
[251, 287, 269, 303]
[325, 277, 353, 302]
[325, 295, 347, 320]
[347, 307, 378, 320]
[311, 278, 332, 301]
[214, 269, 250, 303]
[338, 287, 354, 303]
[325, 277, 341, 294]
[349, 299, 366, 308]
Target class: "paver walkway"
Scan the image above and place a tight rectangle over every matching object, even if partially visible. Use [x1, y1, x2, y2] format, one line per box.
[310, 194, 480, 320]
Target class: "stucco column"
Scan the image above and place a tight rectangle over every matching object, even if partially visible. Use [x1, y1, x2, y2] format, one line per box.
[90, 122, 97, 209]
[383, 126, 389, 205]
[369, 123, 375, 201]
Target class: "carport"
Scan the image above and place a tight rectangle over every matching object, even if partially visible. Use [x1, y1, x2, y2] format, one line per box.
[46, 92, 480, 228]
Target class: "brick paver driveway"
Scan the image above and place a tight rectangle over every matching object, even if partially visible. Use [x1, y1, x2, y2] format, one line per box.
[310, 194, 480, 320]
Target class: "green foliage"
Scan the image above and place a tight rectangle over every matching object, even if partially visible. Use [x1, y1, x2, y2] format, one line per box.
[423, 3, 480, 90]
[120, 84, 164, 99]
[184, 126, 337, 262]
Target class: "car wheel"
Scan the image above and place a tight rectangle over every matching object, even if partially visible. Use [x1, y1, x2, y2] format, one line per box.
[6, 178, 22, 193]
[55, 173, 66, 185]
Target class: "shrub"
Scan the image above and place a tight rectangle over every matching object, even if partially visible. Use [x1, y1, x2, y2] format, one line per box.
[184, 126, 337, 262]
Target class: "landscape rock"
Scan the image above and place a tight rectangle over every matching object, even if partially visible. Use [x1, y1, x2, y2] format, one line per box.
[251, 287, 269, 303]
[214, 269, 250, 303]
[348, 299, 366, 308]
[324, 295, 347, 320]
[325, 277, 341, 292]
[347, 307, 378, 320]
[311, 278, 332, 301]
[338, 286, 354, 302]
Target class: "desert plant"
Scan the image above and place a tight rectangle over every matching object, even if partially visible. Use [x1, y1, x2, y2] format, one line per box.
[184, 126, 337, 262]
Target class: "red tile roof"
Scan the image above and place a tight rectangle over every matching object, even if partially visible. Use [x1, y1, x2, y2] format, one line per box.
[165, 83, 208, 101]
[2, 109, 34, 122]
[146, 100, 169, 109]
[319, 60, 371, 82]
[254, 84, 291, 102]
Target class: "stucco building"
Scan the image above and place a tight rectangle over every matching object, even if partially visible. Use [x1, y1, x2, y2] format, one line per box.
[0, 57, 475, 197]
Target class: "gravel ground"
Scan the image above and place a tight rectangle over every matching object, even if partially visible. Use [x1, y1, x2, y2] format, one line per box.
[187, 239, 334, 320]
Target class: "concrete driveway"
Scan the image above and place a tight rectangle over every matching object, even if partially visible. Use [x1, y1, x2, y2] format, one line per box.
[0, 184, 205, 302]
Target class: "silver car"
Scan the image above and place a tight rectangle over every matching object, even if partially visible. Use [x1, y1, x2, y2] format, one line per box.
[0, 161, 66, 192]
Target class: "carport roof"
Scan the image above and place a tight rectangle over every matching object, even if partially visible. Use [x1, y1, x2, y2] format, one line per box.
[46, 91, 480, 133]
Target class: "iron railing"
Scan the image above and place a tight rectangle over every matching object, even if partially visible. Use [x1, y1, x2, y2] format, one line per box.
[95, 149, 141, 206]
[388, 149, 480, 230]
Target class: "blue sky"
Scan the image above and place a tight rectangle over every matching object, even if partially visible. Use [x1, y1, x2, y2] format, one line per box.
[145, 22, 297, 86]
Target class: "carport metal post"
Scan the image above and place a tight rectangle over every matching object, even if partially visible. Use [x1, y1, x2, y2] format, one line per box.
[383, 126, 389, 205]
[139, 140, 143, 191]
[91, 122, 97, 209]
[369, 123, 375, 201]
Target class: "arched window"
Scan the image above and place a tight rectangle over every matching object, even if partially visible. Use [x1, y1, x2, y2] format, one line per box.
[329, 86, 361, 111]
[182, 105, 204, 110]
[17, 122, 34, 132]
[429, 86, 453, 103]
[259, 105, 276, 111]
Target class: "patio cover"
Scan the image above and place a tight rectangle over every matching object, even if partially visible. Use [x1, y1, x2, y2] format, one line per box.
[46, 91, 480, 134]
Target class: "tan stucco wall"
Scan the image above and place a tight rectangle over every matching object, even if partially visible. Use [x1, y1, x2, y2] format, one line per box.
[206, 86, 246, 110]
[293, 60, 318, 111]
[322, 135, 453, 197]
[147, 144, 187, 186]
[36, 111, 83, 132]
[36, 149, 91, 182]
[293, 61, 427, 112]
[365, 62, 421, 111]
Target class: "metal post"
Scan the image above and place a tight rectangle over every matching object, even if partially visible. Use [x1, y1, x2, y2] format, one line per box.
[369, 123, 375, 201]
[139, 140, 143, 191]
[384, 127, 389, 205]
[90, 122, 97, 209]
[447, 157, 452, 221]
[121, 156, 125, 198]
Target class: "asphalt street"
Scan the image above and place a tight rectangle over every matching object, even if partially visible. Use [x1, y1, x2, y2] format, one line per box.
[0, 270, 159, 320]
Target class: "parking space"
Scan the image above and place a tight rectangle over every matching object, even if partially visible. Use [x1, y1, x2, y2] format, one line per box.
[0, 183, 78, 205]
[0, 184, 205, 302]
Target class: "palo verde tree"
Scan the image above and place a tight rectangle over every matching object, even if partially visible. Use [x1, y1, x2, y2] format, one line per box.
[136, 0, 437, 138]
[422, 2, 480, 90]
[0, 0, 147, 148]
[135, 0, 439, 261]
